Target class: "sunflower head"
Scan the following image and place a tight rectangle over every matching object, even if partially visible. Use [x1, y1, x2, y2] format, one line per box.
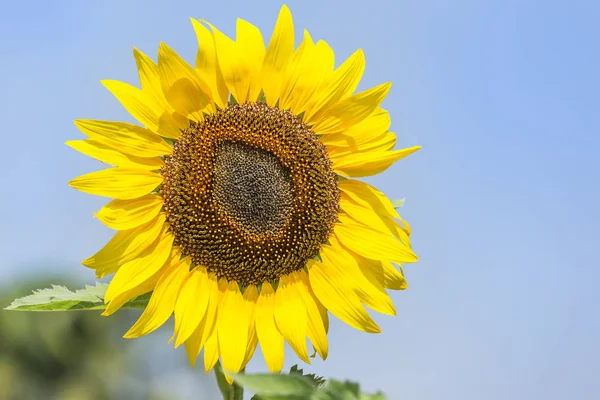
[68, 4, 420, 377]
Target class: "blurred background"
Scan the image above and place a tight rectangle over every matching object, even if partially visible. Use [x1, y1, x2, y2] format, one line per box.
[1, 0, 598, 399]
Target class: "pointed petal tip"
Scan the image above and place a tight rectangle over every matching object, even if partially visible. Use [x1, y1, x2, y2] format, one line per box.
[158, 41, 171, 52]
[173, 336, 185, 348]
[81, 257, 93, 267]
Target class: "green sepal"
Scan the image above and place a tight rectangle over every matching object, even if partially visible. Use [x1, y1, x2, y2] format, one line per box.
[391, 198, 405, 209]
[256, 90, 267, 104]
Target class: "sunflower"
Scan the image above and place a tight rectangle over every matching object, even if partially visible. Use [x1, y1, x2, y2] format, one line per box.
[68, 5, 420, 376]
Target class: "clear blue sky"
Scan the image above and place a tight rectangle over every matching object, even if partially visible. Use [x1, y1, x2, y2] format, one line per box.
[1, 0, 598, 399]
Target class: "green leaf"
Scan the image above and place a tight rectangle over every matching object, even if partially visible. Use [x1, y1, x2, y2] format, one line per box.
[318, 380, 388, 400]
[4, 283, 151, 311]
[391, 198, 406, 209]
[320, 381, 359, 400]
[289, 365, 326, 388]
[234, 373, 315, 398]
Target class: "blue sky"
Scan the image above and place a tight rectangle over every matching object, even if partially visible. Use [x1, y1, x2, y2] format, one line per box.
[1, 0, 599, 399]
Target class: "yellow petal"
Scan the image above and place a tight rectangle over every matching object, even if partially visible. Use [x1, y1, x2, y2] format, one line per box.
[65, 140, 164, 170]
[190, 19, 229, 108]
[101, 79, 183, 139]
[200, 274, 221, 349]
[278, 30, 312, 111]
[173, 267, 211, 347]
[355, 260, 398, 312]
[184, 272, 220, 367]
[82, 213, 166, 278]
[334, 214, 418, 264]
[274, 274, 310, 363]
[133, 48, 189, 137]
[73, 120, 172, 158]
[241, 285, 259, 369]
[102, 262, 165, 316]
[398, 216, 411, 236]
[242, 329, 259, 370]
[327, 131, 397, 158]
[303, 48, 365, 122]
[338, 180, 413, 239]
[158, 42, 214, 121]
[287, 39, 335, 115]
[203, 332, 220, 373]
[255, 282, 284, 373]
[236, 18, 265, 102]
[133, 48, 169, 107]
[312, 82, 391, 135]
[202, 21, 250, 104]
[339, 194, 409, 246]
[123, 252, 189, 338]
[95, 194, 164, 231]
[295, 271, 328, 360]
[104, 227, 174, 302]
[218, 281, 251, 374]
[320, 237, 395, 316]
[320, 108, 391, 148]
[360, 258, 408, 291]
[307, 259, 380, 333]
[332, 146, 421, 177]
[69, 168, 163, 200]
[261, 5, 294, 106]
[339, 179, 399, 220]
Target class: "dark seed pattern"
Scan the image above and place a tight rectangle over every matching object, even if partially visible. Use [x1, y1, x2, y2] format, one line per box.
[160, 103, 339, 286]
[212, 141, 294, 236]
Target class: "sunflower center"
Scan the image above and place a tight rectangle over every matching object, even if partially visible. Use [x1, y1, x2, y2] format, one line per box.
[212, 141, 294, 236]
[161, 103, 339, 286]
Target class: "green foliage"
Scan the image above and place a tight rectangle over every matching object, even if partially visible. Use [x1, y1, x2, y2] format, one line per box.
[236, 369, 387, 400]
[0, 278, 176, 400]
[4, 283, 151, 311]
[238, 373, 315, 399]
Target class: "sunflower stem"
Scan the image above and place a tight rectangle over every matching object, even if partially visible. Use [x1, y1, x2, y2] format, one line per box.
[214, 361, 244, 400]
[231, 374, 244, 400]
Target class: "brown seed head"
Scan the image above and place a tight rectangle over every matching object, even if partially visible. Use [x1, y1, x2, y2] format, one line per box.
[160, 103, 339, 286]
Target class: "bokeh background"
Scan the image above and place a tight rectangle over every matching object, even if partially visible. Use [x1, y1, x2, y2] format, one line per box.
[1, 0, 598, 399]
